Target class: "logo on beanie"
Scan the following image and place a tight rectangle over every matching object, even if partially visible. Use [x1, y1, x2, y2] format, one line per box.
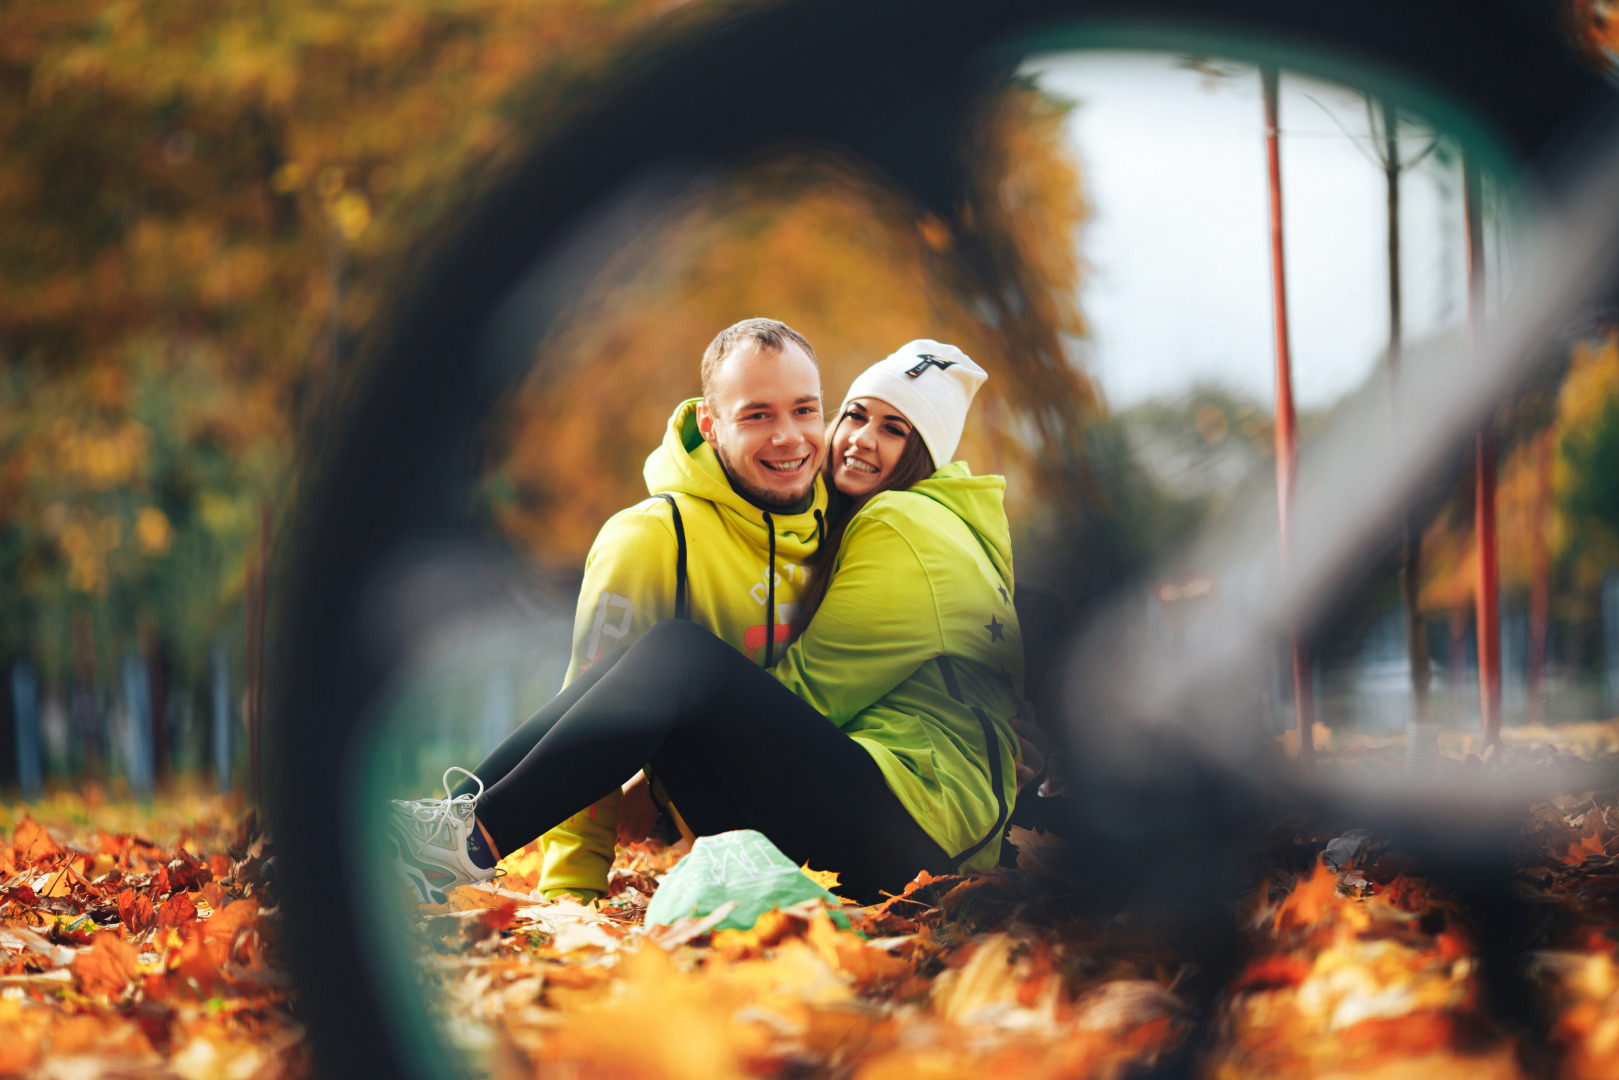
[905, 354, 957, 378]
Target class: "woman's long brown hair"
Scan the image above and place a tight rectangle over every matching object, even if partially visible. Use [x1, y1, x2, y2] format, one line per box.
[790, 419, 935, 640]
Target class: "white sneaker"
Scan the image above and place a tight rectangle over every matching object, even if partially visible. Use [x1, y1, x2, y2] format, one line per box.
[387, 766, 498, 905]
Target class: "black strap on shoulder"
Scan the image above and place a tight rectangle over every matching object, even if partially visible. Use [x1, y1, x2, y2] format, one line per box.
[654, 493, 689, 621]
[762, 511, 777, 668]
[936, 655, 1009, 868]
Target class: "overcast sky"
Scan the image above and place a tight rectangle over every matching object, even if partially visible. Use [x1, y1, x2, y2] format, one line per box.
[1022, 51, 1472, 412]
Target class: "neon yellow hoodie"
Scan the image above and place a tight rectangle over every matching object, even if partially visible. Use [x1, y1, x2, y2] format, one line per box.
[536, 400, 827, 897]
[771, 462, 1024, 872]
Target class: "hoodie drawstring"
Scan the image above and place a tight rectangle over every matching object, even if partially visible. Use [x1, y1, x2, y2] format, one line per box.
[763, 511, 777, 668]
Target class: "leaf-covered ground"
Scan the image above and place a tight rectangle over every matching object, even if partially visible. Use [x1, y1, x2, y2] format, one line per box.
[5, 726, 1619, 1080]
[0, 791, 299, 1080]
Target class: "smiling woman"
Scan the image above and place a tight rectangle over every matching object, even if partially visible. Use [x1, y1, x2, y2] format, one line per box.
[829, 400, 922, 498]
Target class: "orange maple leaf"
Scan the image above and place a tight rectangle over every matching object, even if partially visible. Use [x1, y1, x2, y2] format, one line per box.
[74, 932, 142, 999]
[174, 929, 231, 988]
[13, 816, 63, 864]
[156, 893, 197, 928]
[118, 888, 155, 935]
[711, 907, 804, 962]
[806, 910, 908, 987]
[801, 863, 842, 893]
[478, 898, 519, 932]
[202, 899, 260, 943]
[1562, 831, 1607, 865]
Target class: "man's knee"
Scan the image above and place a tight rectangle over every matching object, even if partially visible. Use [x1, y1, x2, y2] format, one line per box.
[639, 618, 721, 656]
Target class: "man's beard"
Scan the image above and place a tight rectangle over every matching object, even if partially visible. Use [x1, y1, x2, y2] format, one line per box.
[713, 443, 817, 512]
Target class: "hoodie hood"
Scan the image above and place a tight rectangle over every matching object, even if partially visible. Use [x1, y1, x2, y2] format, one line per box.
[907, 462, 1015, 587]
[643, 399, 827, 560]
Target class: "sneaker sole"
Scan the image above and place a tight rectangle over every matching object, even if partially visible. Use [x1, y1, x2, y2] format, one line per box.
[386, 818, 454, 906]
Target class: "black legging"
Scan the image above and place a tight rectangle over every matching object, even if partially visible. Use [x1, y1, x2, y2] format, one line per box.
[462, 619, 955, 901]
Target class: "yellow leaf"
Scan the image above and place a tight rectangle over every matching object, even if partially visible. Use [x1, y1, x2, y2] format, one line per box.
[801, 863, 841, 893]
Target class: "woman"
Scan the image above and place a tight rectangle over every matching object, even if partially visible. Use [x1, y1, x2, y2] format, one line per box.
[389, 340, 1025, 903]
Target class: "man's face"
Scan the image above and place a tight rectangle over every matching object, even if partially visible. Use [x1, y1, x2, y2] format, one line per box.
[696, 341, 825, 509]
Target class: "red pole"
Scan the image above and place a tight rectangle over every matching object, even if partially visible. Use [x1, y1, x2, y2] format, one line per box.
[1465, 155, 1502, 748]
[1264, 66, 1315, 765]
[1528, 429, 1553, 724]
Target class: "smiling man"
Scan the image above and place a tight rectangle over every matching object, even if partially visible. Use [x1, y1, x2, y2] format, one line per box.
[533, 318, 830, 899]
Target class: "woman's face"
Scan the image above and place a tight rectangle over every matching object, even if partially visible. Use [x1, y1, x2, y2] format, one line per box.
[829, 397, 915, 498]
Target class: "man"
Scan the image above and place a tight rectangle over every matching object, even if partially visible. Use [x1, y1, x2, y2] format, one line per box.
[535, 317, 830, 899]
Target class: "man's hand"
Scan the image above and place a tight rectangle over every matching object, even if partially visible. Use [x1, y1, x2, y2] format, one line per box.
[616, 770, 660, 847]
[1011, 717, 1050, 792]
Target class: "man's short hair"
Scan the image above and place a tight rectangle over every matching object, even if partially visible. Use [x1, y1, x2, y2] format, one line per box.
[700, 318, 817, 401]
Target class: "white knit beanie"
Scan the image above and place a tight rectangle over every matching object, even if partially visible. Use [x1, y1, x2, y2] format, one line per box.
[839, 340, 987, 467]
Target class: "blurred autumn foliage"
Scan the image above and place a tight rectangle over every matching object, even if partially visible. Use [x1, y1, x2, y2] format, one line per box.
[482, 79, 1093, 568]
[0, 0, 715, 710]
[1421, 332, 1619, 620]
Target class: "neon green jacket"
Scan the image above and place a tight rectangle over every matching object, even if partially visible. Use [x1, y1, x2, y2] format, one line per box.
[771, 462, 1024, 872]
[539, 405, 1024, 893]
[536, 400, 827, 897]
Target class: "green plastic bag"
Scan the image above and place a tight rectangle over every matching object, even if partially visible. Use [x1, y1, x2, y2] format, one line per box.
[644, 829, 844, 932]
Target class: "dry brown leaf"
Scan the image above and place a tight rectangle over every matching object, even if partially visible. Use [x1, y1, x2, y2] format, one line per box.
[156, 892, 197, 928]
[1006, 826, 1068, 875]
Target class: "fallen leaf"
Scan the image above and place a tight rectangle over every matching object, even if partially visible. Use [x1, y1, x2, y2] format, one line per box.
[610, 868, 661, 898]
[1274, 862, 1340, 933]
[1072, 979, 1185, 1031]
[1007, 825, 1068, 876]
[14, 816, 64, 863]
[1562, 831, 1607, 866]
[930, 934, 1023, 1024]
[551, 920, 625, 955]
[203, 899, 260, 943]
[801, 864, 843, 893]
[805, 909, 909, 988]
[646, 900, 739, 950]
[0, 924, 78, 966]
[75, 931, 142, 999]
[712, 907, 808, 962]
[479, 898, 519, 933]
[156, 892, 198, 928]
[174, 928, 232, 987]
[118, 888, 156, 934]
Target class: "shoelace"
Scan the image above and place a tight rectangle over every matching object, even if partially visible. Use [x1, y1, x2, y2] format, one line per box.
[405, 766, 484, 850]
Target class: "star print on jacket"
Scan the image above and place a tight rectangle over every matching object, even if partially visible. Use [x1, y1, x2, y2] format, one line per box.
[996, 586, 1009, 603]
[985, 616, 1004, 642]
